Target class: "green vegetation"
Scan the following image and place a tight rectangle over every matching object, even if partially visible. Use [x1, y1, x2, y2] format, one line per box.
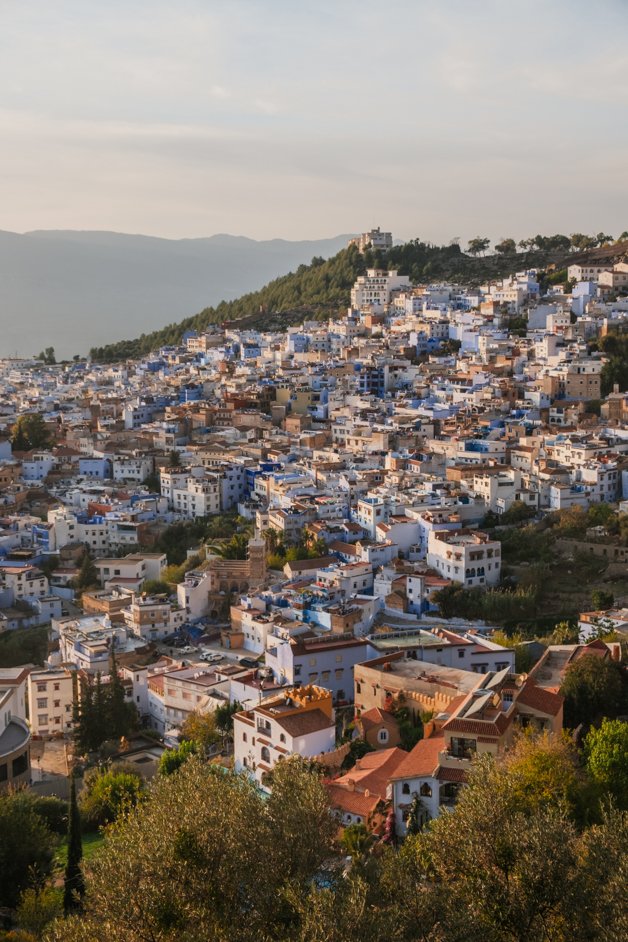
[158, 740, 199, 776]
[0, 791, 58, 908]
[36, 346, 56, 365]
[73, 662, 138, 755]
[0, 625, 49, 668]
[79, 765, 145, 829]
[44, 745, 628, 942]
[560, 654, 628, 729]
[151, 513, 247, 565]
[179, 711, 220, 754]
[90, 235, 601, 363]
[593, 330, 628, 395]
[63, 776, 85, 914]
[585, 719, 628, 809]
[434, 583, 538, 623]
[10, 413, 52, 451]
[72, 551, 99, 594]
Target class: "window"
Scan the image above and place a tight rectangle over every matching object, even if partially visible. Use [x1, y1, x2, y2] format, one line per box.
[402, 783, 410, 795]
[38, 714, 48, 726]
[37, 683, 46, 693]
[420, 783, 432, 798]
[260, 746, 271, 763]
[37, 698, 47, 709]
[242, 732, 247, 742]
[458, 649, 465, 658]
[378, 729, 389, 743]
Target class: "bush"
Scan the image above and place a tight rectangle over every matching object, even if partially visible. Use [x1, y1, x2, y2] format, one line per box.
[79, 767, 145, 829]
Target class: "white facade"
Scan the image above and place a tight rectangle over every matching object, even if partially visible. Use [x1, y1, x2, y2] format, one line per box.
[28, 668, 74, 737]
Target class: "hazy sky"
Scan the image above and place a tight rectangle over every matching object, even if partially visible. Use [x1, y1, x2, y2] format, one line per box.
[1, 0, 627, 244]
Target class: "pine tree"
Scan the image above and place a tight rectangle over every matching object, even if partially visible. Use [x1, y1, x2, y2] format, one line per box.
[63, 774, 85, 914]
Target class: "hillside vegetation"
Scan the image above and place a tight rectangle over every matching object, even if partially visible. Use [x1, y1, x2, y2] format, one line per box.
[89, 236, 628, 363]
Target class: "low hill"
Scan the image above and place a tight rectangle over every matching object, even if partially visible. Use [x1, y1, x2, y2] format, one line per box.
[90, 238, 591, 363]
[0, 229, 352, 361]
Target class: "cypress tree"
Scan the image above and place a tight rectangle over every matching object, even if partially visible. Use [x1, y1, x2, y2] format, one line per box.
[108, 645, 134, 740]
[63, 775, 85, 914]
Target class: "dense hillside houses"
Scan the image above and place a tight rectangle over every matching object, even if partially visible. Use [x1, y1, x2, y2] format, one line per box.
[0, 233, 626, 841]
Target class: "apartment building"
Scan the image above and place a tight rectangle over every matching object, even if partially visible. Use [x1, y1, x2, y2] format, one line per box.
[27, 667, 74, 737]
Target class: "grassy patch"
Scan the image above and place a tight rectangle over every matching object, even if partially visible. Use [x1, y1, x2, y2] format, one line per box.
[54, 830, 106, 870]
[0, 624, 49, 667]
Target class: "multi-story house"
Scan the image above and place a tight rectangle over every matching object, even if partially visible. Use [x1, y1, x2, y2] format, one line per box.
[234, 685, 336, 786]
[427, 529, 501, 587]
[390, 666, 563, 834]
[265, 630, 373, 703]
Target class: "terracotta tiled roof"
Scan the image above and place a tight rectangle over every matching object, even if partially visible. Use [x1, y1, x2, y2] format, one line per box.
[516, 682, 563, 716]
[359, 707, 398, 732]
[326, 785, 381, 817]
[275, 708, 334, 738]
[437, 766, 467, 783]
[333, 747, 407, 798]
[389, 733, 445, 780]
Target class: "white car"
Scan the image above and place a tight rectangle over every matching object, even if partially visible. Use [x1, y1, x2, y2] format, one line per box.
[179, 645, 196, 655]
[200, 651, 223, 663]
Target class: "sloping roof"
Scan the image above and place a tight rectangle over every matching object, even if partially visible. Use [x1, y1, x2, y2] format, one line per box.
[389, 733, 445, 781]
[516, 681, 563, 716]
[325, 785, 381, 817]
[333, 747, 407, 798]
[275, 708, 334, 738]
[359, 707, 399, 733]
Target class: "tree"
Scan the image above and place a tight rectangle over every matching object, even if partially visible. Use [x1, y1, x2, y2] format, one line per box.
[214, 700, 241, 738]
[79, 767, 145, 829]
[560, 654, 627, 728]
[467, 237, 490, 257]
[16, 887, 62, 938]
[63, 776, 85, 914]
[73, 552, 98, 593]
[591, 589, 614, 611]
[180, 711, 219, 754]
[595, 232, 613, 246]
[46, 758, 336, 942]
[168, 450, 181, 467]
[585, 719, 628, 809]
[494, 237, 517, 255]
[108, 646, 137, 742]
[0, 791, 57, 908]
[36, 346, 56, 365]
[141, 579, 171, 596]
[341, 823, 373, 859]
[11, 413, 52, 451]
[570, 232, 597, 252]
[158, 740, 198, 776]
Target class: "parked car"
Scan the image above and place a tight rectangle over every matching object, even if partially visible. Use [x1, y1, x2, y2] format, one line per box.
[200, 652, 223, 664]
[179, 645, 196, 655]
[239, 657, 259, 669]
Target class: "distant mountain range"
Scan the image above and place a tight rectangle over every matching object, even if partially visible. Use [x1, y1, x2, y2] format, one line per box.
[0, 229, 353, 360]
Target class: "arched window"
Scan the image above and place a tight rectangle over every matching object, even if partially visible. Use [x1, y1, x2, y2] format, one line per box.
[420, 782, 432, 798]
[260, 746, 270, 763]
[402, 783, 410, 795]
[279, 733, 286, 743]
